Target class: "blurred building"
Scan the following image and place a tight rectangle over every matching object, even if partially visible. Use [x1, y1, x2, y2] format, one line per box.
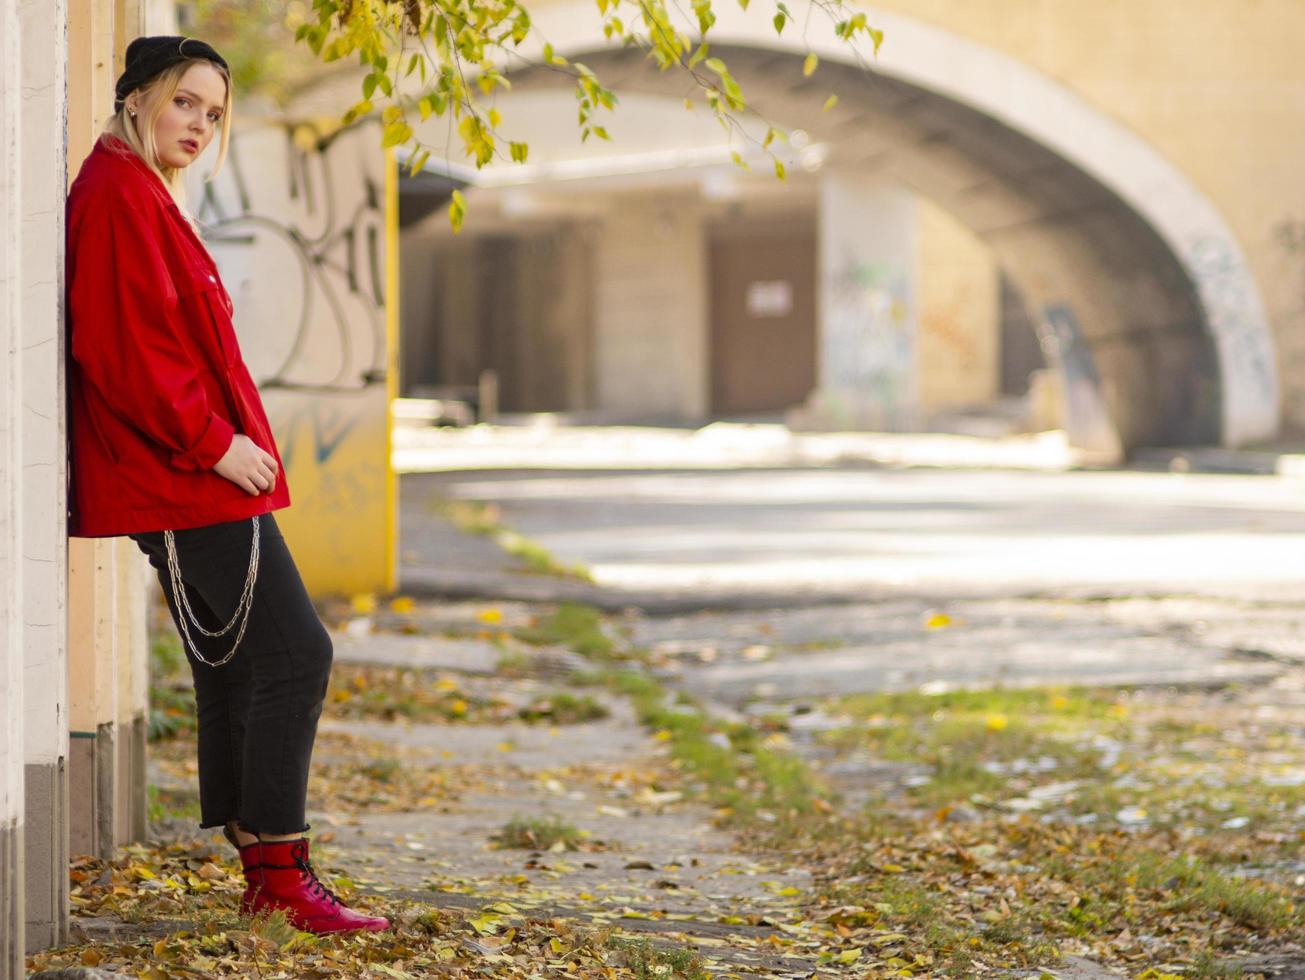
[295, 0, 1299, 462]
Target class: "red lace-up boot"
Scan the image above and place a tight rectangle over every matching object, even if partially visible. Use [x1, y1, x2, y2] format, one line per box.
[222, 825, 262, 915]
[239, 837, 390, 934]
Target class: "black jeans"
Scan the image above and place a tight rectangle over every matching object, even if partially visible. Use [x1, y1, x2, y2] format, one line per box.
[130, 513, 333, 835]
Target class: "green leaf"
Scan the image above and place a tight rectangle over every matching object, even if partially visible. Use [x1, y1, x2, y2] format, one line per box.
[407, 149, 431, 176]
[509, 141, 529, 163]
[688, 42, 709, 68]
[449, 189, 466, 234]
[774, 157, 786, 180]
[704, 56, 727, 75]
[773, 12, 785, 34]
[382, 121, 413, 148]
[870, 28, 885, 54]
[344, 99, 374, 124]
[363, 72, 378, 99]
[592, 126, 610, 141]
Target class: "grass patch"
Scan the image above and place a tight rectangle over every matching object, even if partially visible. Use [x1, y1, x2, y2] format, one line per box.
[515, 604, 617, 660]
[605, 936, 709, 980]
[431, 496, 592, 581]
[498, 531, 594, 582]
[328, 664, 506, 723]
[604, 668, 827, 831]
[823, 686, 1131, 808]
[491, 815, 589, 851]
[146, 785, 200, 825]
[517, 691, 609, 724]
[148, 629, 196, 742]
[327, 663, 610, 726]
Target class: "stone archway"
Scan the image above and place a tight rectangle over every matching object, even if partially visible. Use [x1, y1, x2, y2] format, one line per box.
[506, 1, 1276, 452]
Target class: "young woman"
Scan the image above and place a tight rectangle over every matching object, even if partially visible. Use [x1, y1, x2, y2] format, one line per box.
[65, 35, 388, 935]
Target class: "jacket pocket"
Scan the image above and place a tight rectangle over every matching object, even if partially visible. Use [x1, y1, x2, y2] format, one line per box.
[177, 262, 240, 369]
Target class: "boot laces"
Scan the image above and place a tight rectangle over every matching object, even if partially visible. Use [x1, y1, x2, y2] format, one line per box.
[295, 856, 344, 907]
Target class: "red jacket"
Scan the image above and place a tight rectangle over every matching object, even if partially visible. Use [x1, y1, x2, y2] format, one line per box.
[67, 134, 290, 536]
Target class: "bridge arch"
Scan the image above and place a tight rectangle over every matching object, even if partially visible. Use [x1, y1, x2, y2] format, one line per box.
[506, 1, 1276, 451]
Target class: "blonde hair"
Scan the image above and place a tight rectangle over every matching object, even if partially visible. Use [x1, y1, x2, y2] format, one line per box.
[102, 58, 234, 222]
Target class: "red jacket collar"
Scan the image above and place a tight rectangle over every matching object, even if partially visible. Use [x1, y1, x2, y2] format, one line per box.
[93, 133, 175, 208]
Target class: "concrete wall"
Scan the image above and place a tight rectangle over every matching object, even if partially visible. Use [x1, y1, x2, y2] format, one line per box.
[594, 195, 709, 421]
[868, 0, 1305, 434]
[1, 0, 26, 972]
[506, 0, 1276, 453]
[800, 172, 919, 431]
[19, 0, 70, 950]
[917, 198, 999, 417]
[401, 221, 595, 412]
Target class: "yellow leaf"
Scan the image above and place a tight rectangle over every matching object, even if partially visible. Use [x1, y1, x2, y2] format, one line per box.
[351, 593, 377, 614]
[985, 713, 1009, 732]
[497, 741, 515, 752]
[836, 947, 863, 963]
[823, 94, 839, 112]
[803, 52, 818, 76]
[436, 677, 460, 691]
[1051, 694, 1070, 711]
[924, 612, 952, 629]
[389, 596, 416, 613]
[81, 949, 104, 966]
[450, 699, 468, 716]
[654, 729, 672, 741]
[478, 608, 504, 625]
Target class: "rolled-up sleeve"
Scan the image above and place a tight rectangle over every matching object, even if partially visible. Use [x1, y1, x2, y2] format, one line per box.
[69, 200, 234, 471]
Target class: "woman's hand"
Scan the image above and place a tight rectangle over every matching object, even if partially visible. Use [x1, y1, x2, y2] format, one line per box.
[213, 434, 279, 495]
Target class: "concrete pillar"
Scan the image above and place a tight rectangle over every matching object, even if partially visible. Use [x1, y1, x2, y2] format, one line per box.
[114, 545, 149, 846]
[63, 0, 164, 866]
[916, 198, 1000, 421]
[68, 541, 120, 859]
[793, 172, 920, 431]
[1, 0, 29, 972]
[19, 0, 70, 952]
[594, 196, 708, 422]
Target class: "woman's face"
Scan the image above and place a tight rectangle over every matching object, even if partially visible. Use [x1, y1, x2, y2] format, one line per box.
[133, 62, 227, 170]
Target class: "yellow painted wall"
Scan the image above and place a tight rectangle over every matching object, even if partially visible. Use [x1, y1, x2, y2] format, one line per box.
[868, 0, 1305, 431]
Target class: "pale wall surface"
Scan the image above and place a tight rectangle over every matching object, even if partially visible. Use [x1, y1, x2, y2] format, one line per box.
[867, 0, 1305, 433]
[805, 172, 919, 430]
[917, 198, 999, 416]
[594, 196, 709, 421]
[1, 0, 27, 972]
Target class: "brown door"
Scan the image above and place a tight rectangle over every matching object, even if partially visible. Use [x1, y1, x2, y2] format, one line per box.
[709, 223, 817, 415]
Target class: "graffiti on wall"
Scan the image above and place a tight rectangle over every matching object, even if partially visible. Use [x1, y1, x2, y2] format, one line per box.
[1181, 235, 1278, 443]
[822, 252, 915, 429]
[197, 122, 387, 394]
[190, 119, 393, 595]
[1037, 304, 1120, 459]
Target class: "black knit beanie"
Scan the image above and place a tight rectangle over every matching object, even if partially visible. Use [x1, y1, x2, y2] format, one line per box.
[113, 35, 229, 114]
